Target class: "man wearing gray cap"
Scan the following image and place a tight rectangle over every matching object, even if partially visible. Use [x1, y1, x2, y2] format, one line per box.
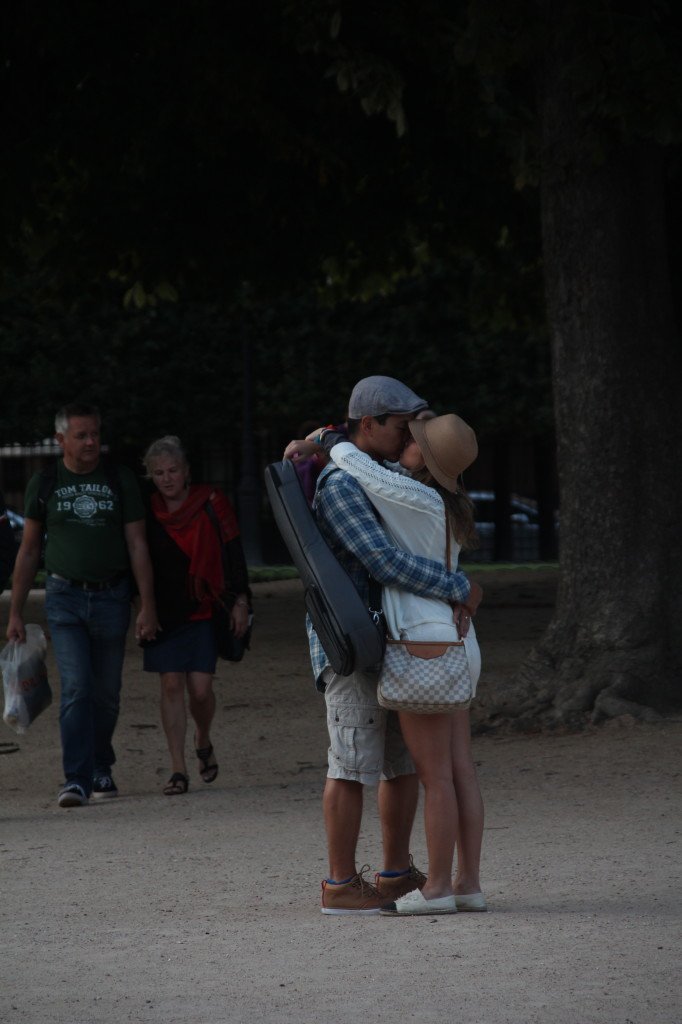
[285, 375, 473, 915]
[345, 375, 429, 421]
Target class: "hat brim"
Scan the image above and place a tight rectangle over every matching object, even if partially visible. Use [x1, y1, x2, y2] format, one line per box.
[408, 415, 478, 492]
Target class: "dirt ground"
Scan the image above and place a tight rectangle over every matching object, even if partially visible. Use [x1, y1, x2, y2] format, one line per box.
[1, 569, 680, 1024]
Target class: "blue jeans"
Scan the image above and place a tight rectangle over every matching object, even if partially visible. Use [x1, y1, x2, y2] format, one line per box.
[45, 575, 132, 795]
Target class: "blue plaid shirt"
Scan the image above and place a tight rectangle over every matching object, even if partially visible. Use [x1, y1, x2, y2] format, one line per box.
[307, 467, 471, 686]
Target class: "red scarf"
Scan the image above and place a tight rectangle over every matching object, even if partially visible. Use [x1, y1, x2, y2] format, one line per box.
[151, 484, 237, 602]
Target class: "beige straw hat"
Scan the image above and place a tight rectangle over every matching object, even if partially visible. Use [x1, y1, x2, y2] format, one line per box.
[408, 413, 478, 492]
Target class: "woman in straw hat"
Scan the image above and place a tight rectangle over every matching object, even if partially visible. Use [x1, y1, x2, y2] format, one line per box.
[328, 413, 486, 916]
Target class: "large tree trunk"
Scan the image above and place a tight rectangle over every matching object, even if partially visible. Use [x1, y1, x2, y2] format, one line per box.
[491, 10, 682, 728]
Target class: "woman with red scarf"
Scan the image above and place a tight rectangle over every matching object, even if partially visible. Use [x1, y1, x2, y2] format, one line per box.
[142, 436, 250, 795]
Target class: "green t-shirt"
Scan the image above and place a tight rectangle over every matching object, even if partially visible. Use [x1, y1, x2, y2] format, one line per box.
[24, 461, 145, 582]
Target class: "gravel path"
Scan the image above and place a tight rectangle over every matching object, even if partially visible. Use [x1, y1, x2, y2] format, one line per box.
[1, 576, 679, 1024]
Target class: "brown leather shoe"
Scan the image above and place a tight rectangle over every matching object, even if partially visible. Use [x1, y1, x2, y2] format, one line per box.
[375, 855, 427, 901]
[321, 865, 383, 915]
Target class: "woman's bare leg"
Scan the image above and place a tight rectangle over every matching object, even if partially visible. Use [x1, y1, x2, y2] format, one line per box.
[450, 709, 484, 894]
[398, 711, 457, 899]
[187, 672, 216, 749]
[159, 672, 188, 775]
[187, 671, 217, 780]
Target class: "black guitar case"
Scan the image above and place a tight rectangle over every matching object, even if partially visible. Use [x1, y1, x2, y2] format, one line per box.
[264, 459, 385, 676]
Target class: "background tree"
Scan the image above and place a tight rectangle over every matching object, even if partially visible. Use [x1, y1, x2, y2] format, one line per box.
[517, 1, 682, 725]
[449, 0, 682, 724]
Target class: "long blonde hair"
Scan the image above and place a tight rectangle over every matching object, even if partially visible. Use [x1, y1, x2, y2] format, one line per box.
[412, 466, 478, 553]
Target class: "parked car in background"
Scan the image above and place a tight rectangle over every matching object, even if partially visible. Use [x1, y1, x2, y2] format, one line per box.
[6, 508, 25, 545]
[1, 507, 20, 591]
[464, 490, 557, 563]
[3, 508, 48, 571]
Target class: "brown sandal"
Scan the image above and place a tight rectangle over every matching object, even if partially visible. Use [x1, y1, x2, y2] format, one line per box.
[163, 772, 189, 796]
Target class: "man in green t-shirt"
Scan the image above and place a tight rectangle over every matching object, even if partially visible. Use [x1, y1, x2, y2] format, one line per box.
[7, 403, 158, 808]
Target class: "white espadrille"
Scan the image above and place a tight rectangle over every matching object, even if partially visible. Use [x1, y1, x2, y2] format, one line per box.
[380, 888, 457, 916]
[455, 891, 487, 912]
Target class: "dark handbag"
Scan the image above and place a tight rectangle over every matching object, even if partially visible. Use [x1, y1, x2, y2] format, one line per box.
[204, 500, 253, 662]
[211, 595, 252, 662]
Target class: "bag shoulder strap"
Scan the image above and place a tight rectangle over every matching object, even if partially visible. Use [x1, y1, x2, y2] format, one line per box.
[204, 497, 228, 576]
[316, 463, 382, 615]
[203, 496, 222, 543]
[314, 463, 339, 496]
[100, 456, 123, 502]
[36, 461, 59, 521]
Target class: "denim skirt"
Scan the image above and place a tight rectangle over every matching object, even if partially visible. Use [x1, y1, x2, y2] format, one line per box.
[142, 619, 218, 674]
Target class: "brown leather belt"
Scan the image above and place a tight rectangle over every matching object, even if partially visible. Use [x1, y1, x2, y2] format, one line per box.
[47, 571, 129, 592]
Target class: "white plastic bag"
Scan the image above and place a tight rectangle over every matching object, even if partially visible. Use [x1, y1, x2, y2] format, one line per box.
[1, 624, 52, 734]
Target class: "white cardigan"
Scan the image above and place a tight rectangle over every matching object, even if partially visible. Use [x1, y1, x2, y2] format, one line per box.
[329, 442, 481, 688]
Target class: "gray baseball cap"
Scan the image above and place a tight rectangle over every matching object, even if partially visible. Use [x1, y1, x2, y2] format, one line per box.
[348, 375, 428, 419]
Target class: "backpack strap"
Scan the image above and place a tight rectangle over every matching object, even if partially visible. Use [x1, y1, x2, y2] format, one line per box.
[313, 462, 339, 503]
[36, 461, 59, 522]
[100, 457, 123, 503]
[316, 463, 383, 621]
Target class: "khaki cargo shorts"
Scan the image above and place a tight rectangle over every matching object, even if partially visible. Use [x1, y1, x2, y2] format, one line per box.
[322, 667, 414, 785]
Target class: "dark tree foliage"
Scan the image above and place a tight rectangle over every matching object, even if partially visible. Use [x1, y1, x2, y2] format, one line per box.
[1, 1, 542, 313]
[1, 0, 551, 446]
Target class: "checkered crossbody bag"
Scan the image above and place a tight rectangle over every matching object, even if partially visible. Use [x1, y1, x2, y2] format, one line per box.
[377, 517, 472, 714]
